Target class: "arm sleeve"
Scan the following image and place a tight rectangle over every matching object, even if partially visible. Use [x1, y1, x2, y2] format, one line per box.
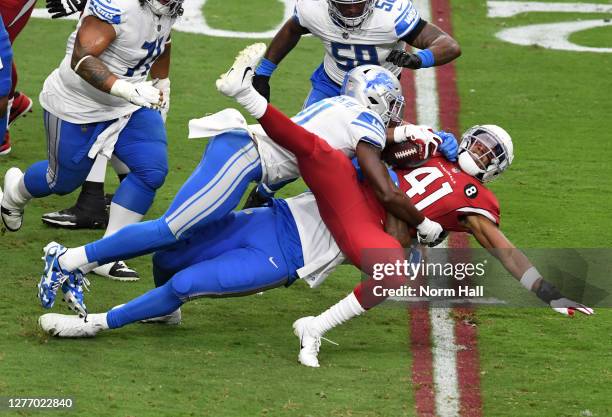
[401, 19, 427, 44]
[350, 111, 387, 150]
[394, 1, 421, 39]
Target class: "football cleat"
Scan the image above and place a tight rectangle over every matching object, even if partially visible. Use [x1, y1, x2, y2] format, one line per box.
[1, 167, 26, 231]
[38, 242, 70, 309]
[93, 261, 139, 282]
[61, 270, 90, 318]
[216, 43, 266, 98]
[293, 316, 322, 368]
[8, 92, 33, 126]
[140, 308, 182, 325]
[0, 132, 11, 156]
[41, 205, 108, 230]
[39, 313, 105, 338]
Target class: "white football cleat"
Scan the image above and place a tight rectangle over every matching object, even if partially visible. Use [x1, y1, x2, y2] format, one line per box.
[140, 308, 182, 325]
[216, 43, 266, 98]
[293, 316, 321, 368]
[38, 313, 106, 338]
[93, 261, 139, 281]
[1, 167, 26, 232]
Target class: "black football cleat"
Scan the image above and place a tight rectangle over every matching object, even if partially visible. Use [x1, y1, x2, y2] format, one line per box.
[41, 205, 108, 229]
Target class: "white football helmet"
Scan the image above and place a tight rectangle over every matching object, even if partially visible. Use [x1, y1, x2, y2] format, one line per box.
[144, 0, 184, 17]
[341, 65, 405, 127]
[457, 125, 514, 183]
[328, 0, 375, 30]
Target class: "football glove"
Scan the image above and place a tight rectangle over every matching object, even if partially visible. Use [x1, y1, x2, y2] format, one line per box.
[436, 130, 459, 162]
[386, 50, 422, 69]
[395, 124, 443, 160]
[536, 280, 594, 316]
[46, 0, 86, 19]
[152, 78, 171, 122]
[110, 80, 163, 109]
[416, 217, 445, 246]
[252, 74, 271, 102]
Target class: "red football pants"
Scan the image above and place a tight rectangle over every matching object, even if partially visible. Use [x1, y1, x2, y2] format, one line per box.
[258, 105, 407, 309]
[1, 0, 35, 96]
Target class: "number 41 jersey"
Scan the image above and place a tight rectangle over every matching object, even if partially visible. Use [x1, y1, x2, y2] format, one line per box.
[395, 157, 501, 232]
[40, 0, 175, 124]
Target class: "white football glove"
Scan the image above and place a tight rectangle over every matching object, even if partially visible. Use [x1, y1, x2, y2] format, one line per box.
[110, 79, 163, 109]
[152, 78, 171, 123]
[393, 124, 443, 160]
[416, 217, 444, 246]
[535, 280, 594, 316]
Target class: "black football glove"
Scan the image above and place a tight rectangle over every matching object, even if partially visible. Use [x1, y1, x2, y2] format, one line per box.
[46, 0, 86, 19]
[242, 187, 273, 210]
[386, 50, 422, 69]
[252, 74, 271, 102]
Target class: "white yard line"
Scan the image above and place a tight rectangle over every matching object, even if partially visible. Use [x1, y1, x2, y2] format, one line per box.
[413, 1, 461, 416]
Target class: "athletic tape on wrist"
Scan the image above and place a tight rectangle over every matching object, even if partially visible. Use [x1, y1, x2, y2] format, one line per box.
[416, 49, 435, 68]
[255, 58, 277, 77]
[520, 266, 542, 290]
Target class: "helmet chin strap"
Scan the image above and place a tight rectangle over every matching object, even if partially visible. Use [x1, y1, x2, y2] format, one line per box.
[458, 151, 484, 178]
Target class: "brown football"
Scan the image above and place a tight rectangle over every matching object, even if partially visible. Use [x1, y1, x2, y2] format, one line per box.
[382, 141, 426, 169]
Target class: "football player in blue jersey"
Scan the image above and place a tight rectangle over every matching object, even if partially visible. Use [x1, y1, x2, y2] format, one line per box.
[1, 0, 183, 285]
[0, 13, 13, 155]
[244, 0, 461, 207]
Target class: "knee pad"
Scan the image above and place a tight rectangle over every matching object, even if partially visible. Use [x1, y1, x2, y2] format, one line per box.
[136, 166, 168, 191]
[48, 174, 82, 196]
[170, 272, 194, 300]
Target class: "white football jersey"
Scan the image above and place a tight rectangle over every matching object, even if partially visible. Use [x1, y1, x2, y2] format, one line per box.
[294, 0, 421, 85]
[285, 191, 345, 287]
[40, 0, 175, 123]
[253, 95, 387, 186]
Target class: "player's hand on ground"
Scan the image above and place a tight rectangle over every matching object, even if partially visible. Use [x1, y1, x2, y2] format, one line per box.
[550, 298, 594, 316]
[252, 75, 271, 102]
[386, 50, 421, 69]
[46, 0, 86, 19]
[435, 130, 459, 161]
[416, 217, 444, 245]
[111, 80, 163, 109]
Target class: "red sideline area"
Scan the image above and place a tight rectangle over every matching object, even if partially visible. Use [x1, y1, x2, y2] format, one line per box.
[403, 0, 483, 416]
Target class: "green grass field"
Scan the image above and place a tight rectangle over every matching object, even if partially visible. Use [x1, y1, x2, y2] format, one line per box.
[1, 1, 611, 416]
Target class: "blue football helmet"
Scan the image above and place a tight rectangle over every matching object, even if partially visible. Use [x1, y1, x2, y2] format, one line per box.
[341, 65, 405, 127]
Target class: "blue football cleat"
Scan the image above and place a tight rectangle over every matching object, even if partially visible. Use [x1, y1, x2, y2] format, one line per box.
[38, 242, 70, 309]
[61, 271, 90, 318]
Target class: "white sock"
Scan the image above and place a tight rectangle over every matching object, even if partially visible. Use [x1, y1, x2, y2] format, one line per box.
[235, 86, 267, 119]
[86, 155, 108, 182]
[87, 313, 109, 330]
[104, 202, 144, 237]
[7, 175, 33, 208]
[309, 292, 366, 336]
[59, 247, 89, 272]
[110, 155, 130, 176]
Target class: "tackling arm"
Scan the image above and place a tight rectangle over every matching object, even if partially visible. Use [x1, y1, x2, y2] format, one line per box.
[463, 214, 593, 316]
[356, 142, 444, 244]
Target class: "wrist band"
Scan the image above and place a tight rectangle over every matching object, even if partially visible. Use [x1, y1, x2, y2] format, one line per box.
[416, 49, 435, 68]
[535, 280, 564, 304]
[520, 266, 542, 291]
[255, 58, 277, 77]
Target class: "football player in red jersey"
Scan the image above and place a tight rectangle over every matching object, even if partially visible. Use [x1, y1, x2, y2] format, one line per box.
[293, 124, 593, 367]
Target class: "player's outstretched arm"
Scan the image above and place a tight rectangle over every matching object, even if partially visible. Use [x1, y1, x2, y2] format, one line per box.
[252, 18, 309, 101]
[71, 16, 162, 108]
[463, 214, 594, 316]
[355, 142, 444, 245]
[387, 22, 461, 69]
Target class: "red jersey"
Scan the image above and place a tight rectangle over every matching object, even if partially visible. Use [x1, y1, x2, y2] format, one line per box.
[394, 156, 501, 232]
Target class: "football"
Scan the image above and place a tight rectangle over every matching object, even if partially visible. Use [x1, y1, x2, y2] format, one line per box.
[382, 140, 427, 169]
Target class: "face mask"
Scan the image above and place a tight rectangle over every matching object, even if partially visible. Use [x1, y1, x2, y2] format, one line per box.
[458, 151, 484, 178]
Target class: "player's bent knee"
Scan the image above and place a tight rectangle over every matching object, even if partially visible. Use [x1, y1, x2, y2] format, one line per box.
[48, 176, 83, 196]
[170, 273, 194, 300]
[137, 167, 168, 191]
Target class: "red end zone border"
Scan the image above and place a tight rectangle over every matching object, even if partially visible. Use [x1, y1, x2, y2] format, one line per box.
[402, 1, 483, 416]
